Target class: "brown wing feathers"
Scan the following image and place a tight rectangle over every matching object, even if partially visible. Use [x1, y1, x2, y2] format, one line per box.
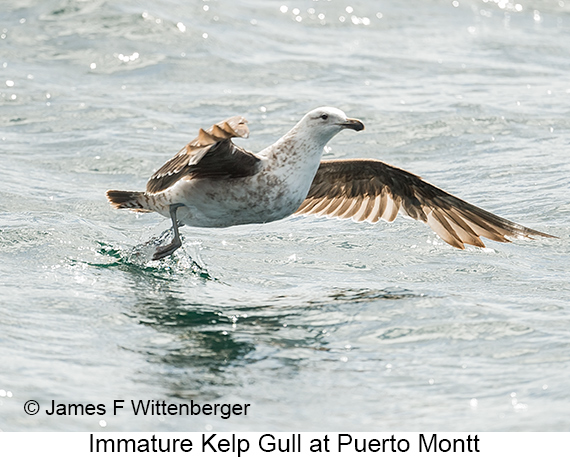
[145, 116, 258, 194]
[296, 159, 554, 249]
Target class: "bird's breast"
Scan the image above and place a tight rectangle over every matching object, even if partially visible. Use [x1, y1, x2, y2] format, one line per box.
[171, 141, 324, 227]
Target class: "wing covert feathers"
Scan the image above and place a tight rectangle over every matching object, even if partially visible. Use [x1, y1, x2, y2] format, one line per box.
[145, 116, 258, 194]
[295, 159, 555, 249]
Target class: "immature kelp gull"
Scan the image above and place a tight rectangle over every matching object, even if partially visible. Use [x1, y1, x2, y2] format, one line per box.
[106, 107, 554, 260]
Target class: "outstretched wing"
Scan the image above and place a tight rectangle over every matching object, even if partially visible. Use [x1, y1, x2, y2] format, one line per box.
[295, 159, 554, 249]
[146, 115, 261, 194]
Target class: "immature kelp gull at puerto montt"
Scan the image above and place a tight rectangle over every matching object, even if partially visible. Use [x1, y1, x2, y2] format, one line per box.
[106, 107, 554, 260]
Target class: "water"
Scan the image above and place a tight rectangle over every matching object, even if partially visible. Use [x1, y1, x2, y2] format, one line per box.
[1, 0, 569, 432]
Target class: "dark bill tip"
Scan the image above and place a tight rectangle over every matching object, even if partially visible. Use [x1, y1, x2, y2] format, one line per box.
[342, 118, 365, 131]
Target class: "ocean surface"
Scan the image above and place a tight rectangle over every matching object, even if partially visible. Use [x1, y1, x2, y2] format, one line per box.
[1, 0, 569, 432]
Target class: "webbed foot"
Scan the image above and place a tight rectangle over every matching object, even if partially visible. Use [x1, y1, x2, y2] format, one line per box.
[152, 237, 182, 260]
[152, 204, 184, 260]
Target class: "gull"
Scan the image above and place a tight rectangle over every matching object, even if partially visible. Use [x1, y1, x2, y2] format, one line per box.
[106, 107, 554, 260]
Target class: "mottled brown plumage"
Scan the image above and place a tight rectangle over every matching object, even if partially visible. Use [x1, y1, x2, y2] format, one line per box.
[295, 159, 554, 249]
[145, 116, 258, 194]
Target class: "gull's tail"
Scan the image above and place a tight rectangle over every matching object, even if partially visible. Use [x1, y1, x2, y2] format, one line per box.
[106, 190, 152, 213]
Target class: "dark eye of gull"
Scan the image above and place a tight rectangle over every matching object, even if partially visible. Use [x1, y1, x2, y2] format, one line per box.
[320, 114, 328, 120]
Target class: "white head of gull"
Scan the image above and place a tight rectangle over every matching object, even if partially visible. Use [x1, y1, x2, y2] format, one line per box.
[107, 107, 554, 260]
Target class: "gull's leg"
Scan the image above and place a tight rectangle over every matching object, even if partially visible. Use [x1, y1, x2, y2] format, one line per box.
[152, 204, 185, 260]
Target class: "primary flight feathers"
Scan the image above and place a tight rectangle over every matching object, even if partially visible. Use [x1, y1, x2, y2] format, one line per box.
[297, 159, 552, 249]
